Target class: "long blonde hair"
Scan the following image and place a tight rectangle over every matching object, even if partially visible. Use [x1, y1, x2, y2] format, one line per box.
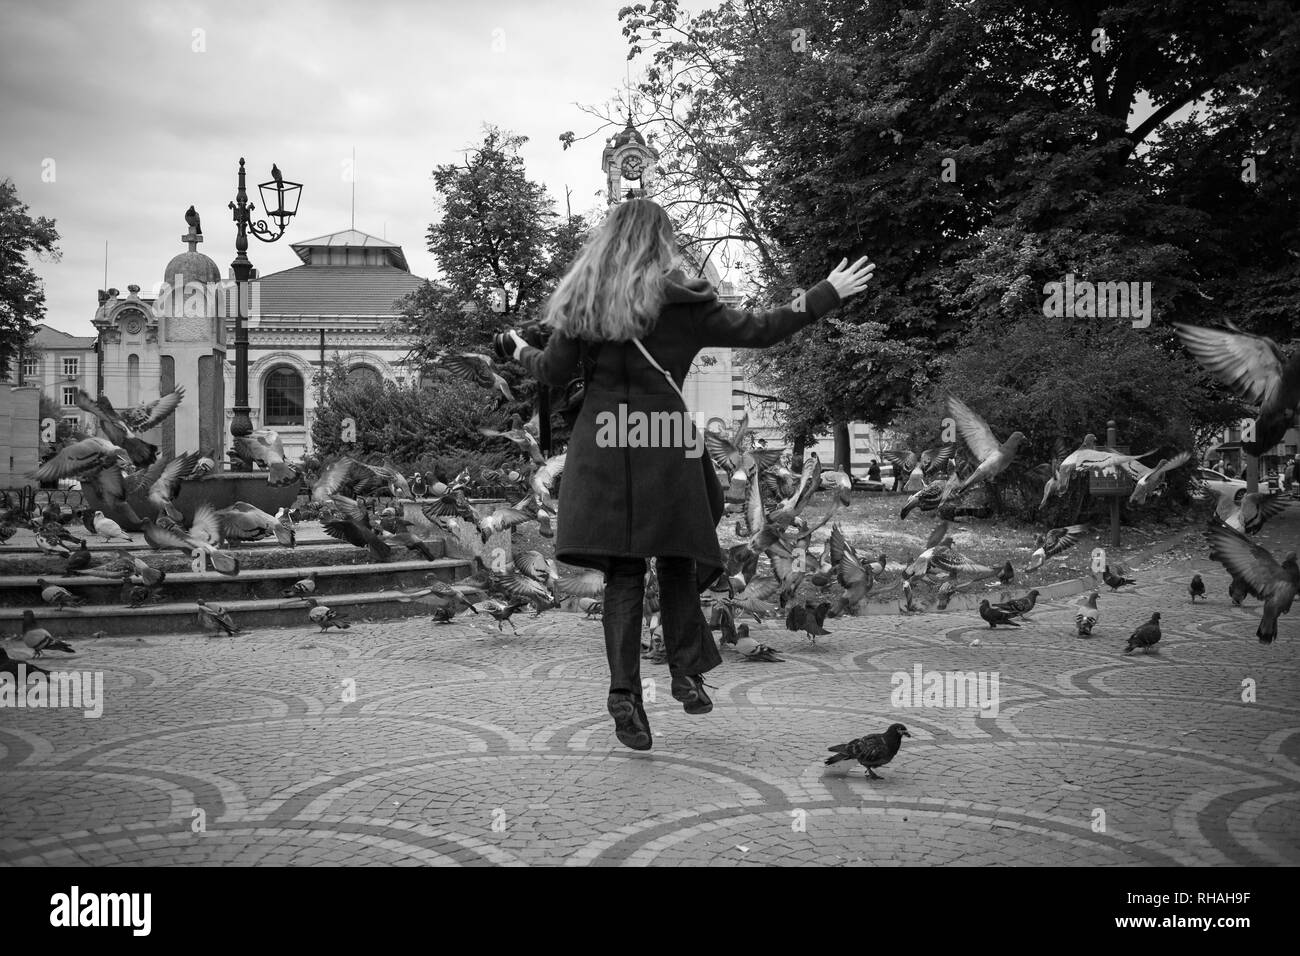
[542, 198, 679, 341]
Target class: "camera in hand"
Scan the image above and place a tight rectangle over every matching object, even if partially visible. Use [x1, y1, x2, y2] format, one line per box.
[492, 322, 550, 361]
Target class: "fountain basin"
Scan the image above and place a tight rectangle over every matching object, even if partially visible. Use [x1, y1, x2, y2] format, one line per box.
[81, 470, 300, 530]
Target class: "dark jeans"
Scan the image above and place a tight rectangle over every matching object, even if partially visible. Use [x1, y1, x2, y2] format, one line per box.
[603, 556, 723, 696]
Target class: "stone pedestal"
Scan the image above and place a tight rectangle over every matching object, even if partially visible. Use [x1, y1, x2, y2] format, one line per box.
[1, 386, 39, 488]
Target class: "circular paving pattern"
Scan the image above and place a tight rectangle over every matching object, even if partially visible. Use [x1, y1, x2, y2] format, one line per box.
[2, 526, 1297, 866]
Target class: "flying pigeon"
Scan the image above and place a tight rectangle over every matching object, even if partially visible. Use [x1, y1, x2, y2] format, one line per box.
[1025, 524, 1089, 572]
[75, 387, 186, 468]
[216, 501, 295, 547]
[1204, 524, 1298, 643]
[235, 428, 298, 486]
[945, 396, 1026, 499]
[1174, 321, 1300, 456]
[1124, 612, 1162, 654]
[431, 352, 514, 401]
[1128, 450, 1193, 505]
[824, 723, 911, 779]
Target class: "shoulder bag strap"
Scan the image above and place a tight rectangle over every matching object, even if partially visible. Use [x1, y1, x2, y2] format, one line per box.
[631, 337, 688, 408]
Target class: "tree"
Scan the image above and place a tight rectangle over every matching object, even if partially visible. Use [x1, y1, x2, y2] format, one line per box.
[618, 0, 1296, 456]
[388, 126, 591, 439]
[0, 178, 60, 380]
[309, 360, 510, 474]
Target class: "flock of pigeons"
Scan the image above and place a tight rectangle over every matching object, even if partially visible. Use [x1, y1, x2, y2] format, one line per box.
[5, 322, 1297, 775]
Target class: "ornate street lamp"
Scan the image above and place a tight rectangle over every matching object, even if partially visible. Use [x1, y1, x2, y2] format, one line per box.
[227, 157, 302, 466]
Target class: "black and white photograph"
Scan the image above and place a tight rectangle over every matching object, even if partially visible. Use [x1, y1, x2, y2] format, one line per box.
[0, 0, 1296, 917]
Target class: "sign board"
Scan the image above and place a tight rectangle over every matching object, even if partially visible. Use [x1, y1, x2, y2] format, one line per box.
[1088, 445, 1135, 497]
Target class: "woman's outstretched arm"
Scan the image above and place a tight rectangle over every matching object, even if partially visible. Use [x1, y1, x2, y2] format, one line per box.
[697, 257, 875, 349]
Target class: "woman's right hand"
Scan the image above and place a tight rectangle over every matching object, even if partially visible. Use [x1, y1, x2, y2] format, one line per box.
[825, 256, 876, 300]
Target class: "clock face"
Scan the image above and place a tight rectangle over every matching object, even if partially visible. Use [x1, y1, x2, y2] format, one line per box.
[125, 316, 143, 334]
[621, 155, 644, 180]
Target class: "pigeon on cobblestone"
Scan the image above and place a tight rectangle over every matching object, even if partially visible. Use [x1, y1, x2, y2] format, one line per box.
[472, 598, 528, 633]
[36, 578, 84, 609]
[1189, 574, 1206, 602]
[1102, 566, 1136, 591]
[786, 601, 831, 643]
[735, 625, 784, 662]
[305, 599, 350, 631]
[1075, 591, 1100, 636]
[22, 610, 75, 657]
[196, 598, 238, 635]
[1228, 573, 1252, 607]
[825, 723, 911, 779]
[1, 647, 50, 678]
[979, 599, 1021, 627]
[993, 589, 1040, 619]
[1124, 612, 1161, 654]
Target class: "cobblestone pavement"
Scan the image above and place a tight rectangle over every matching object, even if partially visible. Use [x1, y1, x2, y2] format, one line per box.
[2, 513, 1297, 867]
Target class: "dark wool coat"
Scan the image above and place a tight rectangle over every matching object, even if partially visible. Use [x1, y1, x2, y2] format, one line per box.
[518, 270, 843, 591]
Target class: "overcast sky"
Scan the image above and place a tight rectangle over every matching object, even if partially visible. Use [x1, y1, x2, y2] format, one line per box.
[1, 0, 662, 337]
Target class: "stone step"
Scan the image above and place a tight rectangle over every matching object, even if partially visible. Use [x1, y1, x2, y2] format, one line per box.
[1, 561, 475, 638]
[0, 557, 467, 608]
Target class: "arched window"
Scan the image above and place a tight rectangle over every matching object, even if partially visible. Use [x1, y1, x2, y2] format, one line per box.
[347, 365, 382, 388]
[264, 366, 304, 426]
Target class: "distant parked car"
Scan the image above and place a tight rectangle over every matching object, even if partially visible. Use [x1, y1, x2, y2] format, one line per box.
[1194, 467, 1247, 504]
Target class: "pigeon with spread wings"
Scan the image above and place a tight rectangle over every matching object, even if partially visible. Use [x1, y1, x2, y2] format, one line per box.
[234, 428, 299, 486]
[430, 352, 514, 401]
[1205, 524, 1298, 644]
[1175, 321, 1300, 457]
[75, 387, 185, 467]
[944, 396, 1025, 500]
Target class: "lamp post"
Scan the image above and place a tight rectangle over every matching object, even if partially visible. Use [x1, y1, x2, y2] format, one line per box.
[227, 157, 302, 468]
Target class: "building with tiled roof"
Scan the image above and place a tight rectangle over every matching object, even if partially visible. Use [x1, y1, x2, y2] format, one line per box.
[229, 228, 426, 458]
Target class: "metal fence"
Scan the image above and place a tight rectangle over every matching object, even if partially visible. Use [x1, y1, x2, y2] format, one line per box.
[1, 486, 86, 516]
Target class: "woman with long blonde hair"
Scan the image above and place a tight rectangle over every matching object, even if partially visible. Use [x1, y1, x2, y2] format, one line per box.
[504, 198, 874, 751]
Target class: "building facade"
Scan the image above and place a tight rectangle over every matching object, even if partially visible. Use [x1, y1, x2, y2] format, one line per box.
[16, 324, 99, 433]
[69, 123, 889, 473]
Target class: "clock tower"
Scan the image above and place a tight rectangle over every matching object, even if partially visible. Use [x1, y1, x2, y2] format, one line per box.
[601, 114, 660, 204]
